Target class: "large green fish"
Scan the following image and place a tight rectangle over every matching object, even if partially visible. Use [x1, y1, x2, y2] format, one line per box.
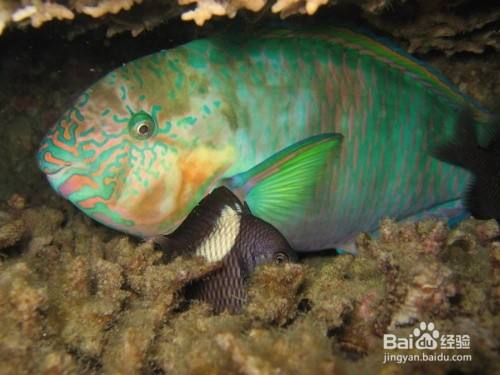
[37, 27, 493, 251]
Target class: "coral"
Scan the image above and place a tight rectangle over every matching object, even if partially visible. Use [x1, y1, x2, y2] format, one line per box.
[245, 262, 305, 325]
[302, 254, 376, 333]
[214, 322, 336, 375]
[77, 0, 143, 18]
[0, 214, 25, 250]
[178, 0, 398, 25]
[0, 0, 173, 37]
[388, 261, 456, 329]
[51, 254, 127, 357]
[101, 254, 219, 373]
[0, 0, 498, 117]
[180, 0, 265, 26]
[0, 204, 223, 373]
[0, 0, 12, 34]
[376, 9, 500, 56]
[272, 0, 329, 18]
[0, 198, 499, 373]
[0, 261, 79, 375]
[178, 0, 332, 26]
[154, 304, 336, 374]
[152, 303, 249, 373]
[0, 0, 498, 62]
[490, 242, 500, 314]
[429, 56, 500, 110]
[7, 193, 26, 210]
[11, 1, 74, 28]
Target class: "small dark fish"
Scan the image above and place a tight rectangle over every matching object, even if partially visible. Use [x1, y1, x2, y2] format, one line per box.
[433, 111, 500, 222]
[155, 186, 297, 313]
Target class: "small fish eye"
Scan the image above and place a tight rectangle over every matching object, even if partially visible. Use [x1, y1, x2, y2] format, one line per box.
[274, 252, 289, 264]
[128, 111, 156, 140]
[136, 121, 151, 136]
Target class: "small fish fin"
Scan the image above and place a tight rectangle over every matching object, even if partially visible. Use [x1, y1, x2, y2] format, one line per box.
[154, 186, 246, 254]
[153, 236, 196, 261]
[224, 133, 343, 225]
[202, 186, 248, 214]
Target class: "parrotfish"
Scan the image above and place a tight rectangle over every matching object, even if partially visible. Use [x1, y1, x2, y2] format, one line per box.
[156, 186, 296, 313]
[37, 27, 495, 252]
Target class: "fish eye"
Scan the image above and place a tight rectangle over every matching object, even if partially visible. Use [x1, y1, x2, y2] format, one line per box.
[128, 111, 156, 140]
[137, 122, 151, 136]
[273, 252, 289, 264]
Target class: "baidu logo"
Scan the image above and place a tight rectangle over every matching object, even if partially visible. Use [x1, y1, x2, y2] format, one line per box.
[414, 322, 440, 350]
[384, 321, 440, 350]
[383, 321, 472, 364]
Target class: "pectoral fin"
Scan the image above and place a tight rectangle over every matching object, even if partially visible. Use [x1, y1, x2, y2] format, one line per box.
[224, 133, 343, 225]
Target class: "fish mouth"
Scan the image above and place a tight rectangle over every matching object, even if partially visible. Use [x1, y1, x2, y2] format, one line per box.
[45, 165, 66, 175]
[41, 162, 72, 176]
[37, 146, 72, 176]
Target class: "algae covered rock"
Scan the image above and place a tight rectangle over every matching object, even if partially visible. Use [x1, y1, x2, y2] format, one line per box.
[0, 204, 224, 374]
[0, 198, 498, 374]
[245, 262, 306, 326]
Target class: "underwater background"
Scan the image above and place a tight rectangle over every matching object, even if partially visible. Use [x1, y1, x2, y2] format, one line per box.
[0, 0, 499, 374]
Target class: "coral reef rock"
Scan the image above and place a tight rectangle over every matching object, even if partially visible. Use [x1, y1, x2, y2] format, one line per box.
[1, 0, 499, 50]
[0, 199, 498, 373]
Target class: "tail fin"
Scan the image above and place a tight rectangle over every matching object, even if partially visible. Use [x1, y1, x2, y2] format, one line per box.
[433, 110, 500, 222]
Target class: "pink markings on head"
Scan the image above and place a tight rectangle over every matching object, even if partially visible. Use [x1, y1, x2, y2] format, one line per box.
[143, 149, 155, 170]
[59, 174, 99, 197]
[78, 128, 123, 147]
[60, 121, 73, 142]
[93, 211, 115, 228]
[81, 137, 128, 178]
[43, 152, 68, 171]
[92, 211, 137, 236]
[50, 131, 79, 157]
[79, 196, 106, 209]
